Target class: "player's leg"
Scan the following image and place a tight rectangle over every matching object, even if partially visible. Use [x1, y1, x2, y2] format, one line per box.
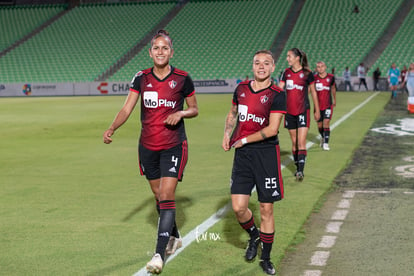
[288, 128, 298, 171]
[296, 127, 308, 180]
[231, 149, 260, 261]
[322, 118, 331, 151]
[259, 202, 276, 275]
[146, 177, 178, 274]
[254, 146, 283, 275]
[317, 111, 324, 147]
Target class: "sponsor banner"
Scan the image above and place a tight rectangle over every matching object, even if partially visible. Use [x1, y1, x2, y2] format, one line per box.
[0, 83, 74, 97]
[193, 79, 241, 93]
[91, 82, 131, 95]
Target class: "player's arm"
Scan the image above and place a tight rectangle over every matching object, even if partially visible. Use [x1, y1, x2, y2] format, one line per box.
[232, 112, 284, 149]
[331, 83, 337, 107]
[164, 94, 198, 125]
[103, 91, 139, 144]
[309, 83, 320, 121]
[222, 104, 238, 151]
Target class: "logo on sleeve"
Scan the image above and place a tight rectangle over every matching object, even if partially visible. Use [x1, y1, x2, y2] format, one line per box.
[143, 91, 176, 108]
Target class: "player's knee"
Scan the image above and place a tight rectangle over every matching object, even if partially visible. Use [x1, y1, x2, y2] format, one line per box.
[232, 204, 248, 218]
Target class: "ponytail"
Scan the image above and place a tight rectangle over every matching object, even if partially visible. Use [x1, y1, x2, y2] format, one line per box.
[290, 47, 310, 73]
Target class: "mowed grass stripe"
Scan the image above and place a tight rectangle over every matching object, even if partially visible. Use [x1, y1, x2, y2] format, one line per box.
[0, 92, 388, 275]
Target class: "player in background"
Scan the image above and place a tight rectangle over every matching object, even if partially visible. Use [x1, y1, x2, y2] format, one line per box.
[388, 63, 401, 99]
[314, 61, 336, 151]
[401, 63, 414, 97]
[222, 50, 286, 275]
[278, 48, 320, 181]
[103, 30, 198, 274]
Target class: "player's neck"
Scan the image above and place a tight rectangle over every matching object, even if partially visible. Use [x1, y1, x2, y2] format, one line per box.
[153, 65, 171, 79]
[291, 64, 302, 72]
[252, 79, 271, 91]
[318, 72, 327, 78]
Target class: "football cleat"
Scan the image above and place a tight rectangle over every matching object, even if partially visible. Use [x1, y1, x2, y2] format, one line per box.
[166, 236, 182, 255]
[245, 236, 261, 262]
[259, 259, 276, 275]
[146, 253, 163, 274]
[296, 171, 304, 181]
[323, 143, 330, 151]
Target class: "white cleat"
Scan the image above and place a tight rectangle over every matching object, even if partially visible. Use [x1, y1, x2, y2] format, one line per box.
[323, 143, 330, 151]
[146, 253, 163, 274]
[166, 236, 182, 255]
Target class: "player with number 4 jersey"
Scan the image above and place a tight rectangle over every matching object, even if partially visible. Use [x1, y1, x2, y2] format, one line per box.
[103, 30, 198, 274]
[223, 50, 286, 276]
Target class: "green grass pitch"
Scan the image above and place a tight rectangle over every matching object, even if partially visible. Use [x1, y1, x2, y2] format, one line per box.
[0, 92, 388, 275]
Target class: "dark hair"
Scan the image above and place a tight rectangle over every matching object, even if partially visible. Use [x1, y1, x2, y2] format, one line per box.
[150, 29, 173, 49]
[289, 47, 310, 72]
[253, 50, 275, 63]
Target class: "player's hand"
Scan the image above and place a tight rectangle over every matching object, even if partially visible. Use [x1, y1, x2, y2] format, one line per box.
[314, 111, 321, 121]
[231, 139, 243, 149]
[164, 111, 183, 126]
[103, 129, 114, 144]
[222, 135, 231, 151]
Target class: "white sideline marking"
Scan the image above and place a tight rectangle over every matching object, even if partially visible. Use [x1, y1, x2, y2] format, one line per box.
[317, 235, 337, 248]
[337, 199, 351, 208]
[331, 209, 348, 221]
[133, 93, 380, 275]
[310, 251, 330, 266]
[404, 191, 414, 194]
[303, 270, 322, 276]
[325, 222, 343, 233]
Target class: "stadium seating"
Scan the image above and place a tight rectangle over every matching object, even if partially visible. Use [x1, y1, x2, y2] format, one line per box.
[274, 0, 404, 77]
[368, 7, 414, 77]
[0, 5, 65, 52]
[0, 2, 174, 83]
[109, 0, 293, 81]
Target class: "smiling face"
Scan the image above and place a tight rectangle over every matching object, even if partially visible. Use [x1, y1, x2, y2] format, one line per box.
[149, 36, 173, 68]
[252, 52, 275, 82]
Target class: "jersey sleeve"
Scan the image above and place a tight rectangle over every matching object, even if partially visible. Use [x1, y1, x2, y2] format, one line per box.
[130, 72, 142, 94]
[270, 90, 286, 113]
[307, 72, 315, 84]
[331, 75, 336, 86]
[183, 75, 195, 97]
[280, 69, 287, 83]
[232, 86, 239, 105]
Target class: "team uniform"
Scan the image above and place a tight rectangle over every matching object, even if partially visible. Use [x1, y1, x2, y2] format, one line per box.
[280, 68, 314, 129]
[130, 67, 195, 181]
[230, 81, 286, 203]
[314, 73, 335, 121]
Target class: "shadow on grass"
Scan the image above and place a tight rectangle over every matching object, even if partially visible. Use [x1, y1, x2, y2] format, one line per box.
[121, 195, 193, 230]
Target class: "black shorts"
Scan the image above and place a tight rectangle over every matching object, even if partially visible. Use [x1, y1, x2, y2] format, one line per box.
[138, 141, 188, 181]
[284, 109, 310, 130]
[318, 108, 333, 122]
[230, 144, 284, 203]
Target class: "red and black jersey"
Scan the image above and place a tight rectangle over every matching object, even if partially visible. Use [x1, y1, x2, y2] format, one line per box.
[280, 68, 314, 115]
[230, 81, 286, 146]
[130, 67, 195, 151]
[314, 73, 335, 110]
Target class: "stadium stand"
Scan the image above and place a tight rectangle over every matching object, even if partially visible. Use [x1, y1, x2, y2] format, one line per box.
[1, 0, 413, 84]
[0, 2, 174, 83]
[109, 0, 293, 81]
[274, 0, 404, 77]
[0, 5, 66, 52]
[368, 6, 414, 77]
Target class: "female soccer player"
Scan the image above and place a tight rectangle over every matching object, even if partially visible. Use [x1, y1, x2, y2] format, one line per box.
[314, 61, 336, 151]
[103, 30, 198, 274]
[222, 50, 286, 275]
[278, 48, 320, 181]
